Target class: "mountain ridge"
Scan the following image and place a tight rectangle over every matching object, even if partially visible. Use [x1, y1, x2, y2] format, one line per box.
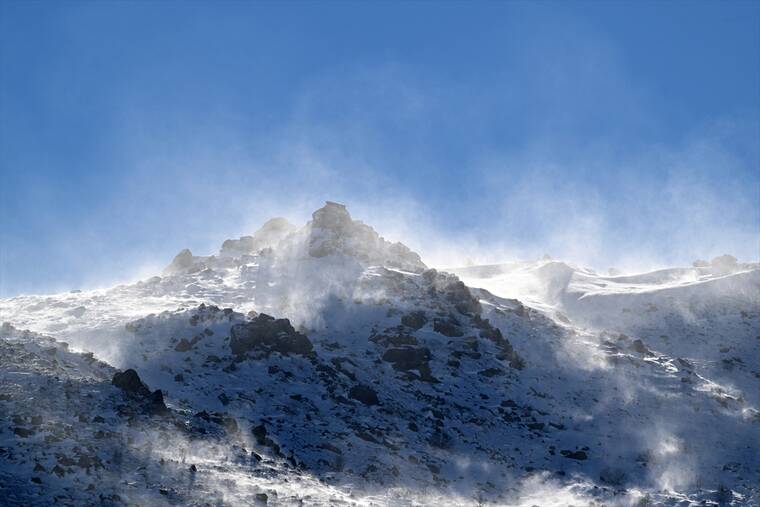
[1, 202, 758, 506]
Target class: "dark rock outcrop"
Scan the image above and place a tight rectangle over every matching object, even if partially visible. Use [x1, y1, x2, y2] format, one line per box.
[349, 385, 379, 406]
[473, 315, 524, 369]
[630, 339, 653, 356]
[382, 347, 432, 371]
[306, 201, 427, 272]
[370, 326, 418, 347]
[111, 369, 150, 397]
[423, 269, 482, 316]
[112, 369, 168, 416]
[433, 317, 464, 337]
[382, 347, 437, 382]
[251, 423, 268, 445]
[145, 389, 168, 416]
[230, 314, 313, 357]
[401, 311, 427, 330]
[561, 450, 588, 460]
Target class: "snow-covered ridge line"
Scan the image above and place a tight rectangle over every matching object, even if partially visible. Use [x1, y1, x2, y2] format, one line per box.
[164, 201, 426, 277]
[1, 202, 759, 506]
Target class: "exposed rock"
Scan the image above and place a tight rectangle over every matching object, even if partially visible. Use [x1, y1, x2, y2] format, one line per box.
[111, 369, 150, 397]
[230, 314, 313, 357]
[220, 218, 296, 258]
[349, 385, 379, 406]
[560, 450, 588, 460]
[174, 338, 194, 352]
[433, 317, 464, 337]
[401, 311, 427, 330]
[370, 326, 418, 347]
[382, 347, 438, 382]
[305, 201, 427, 272]
[163, 249, 201, 275]
[112, 369, 168, 416]
[423, 269, 481, 315]
[473, 315, 524, 369]
[382, 347, 432, 371]
[630, 339, 653, 356]
[145, 389, 169, 416]
[13, 427, 35, 438]
[251, 423, 268, 445]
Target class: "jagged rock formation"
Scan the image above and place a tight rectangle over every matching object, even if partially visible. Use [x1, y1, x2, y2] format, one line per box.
[163, 202, 426, 278]
[1, 203, 759, 506]
[219, 217, 296, 258]
[305, 201, 426, 272]
[229, 314, 313, 357]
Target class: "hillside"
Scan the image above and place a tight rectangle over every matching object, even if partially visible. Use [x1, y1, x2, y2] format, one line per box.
[1, 203, 758, 506]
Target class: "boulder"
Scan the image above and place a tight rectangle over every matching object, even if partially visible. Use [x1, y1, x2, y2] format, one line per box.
[251, 423, 268, 445]
[112, 369, 168, 416]
[145, 389, 169, 416]
[112, 369, 150, 397]
[230, 314, 313, 357]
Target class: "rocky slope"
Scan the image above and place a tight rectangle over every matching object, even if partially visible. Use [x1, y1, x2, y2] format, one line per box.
[1, 202, 759, 506]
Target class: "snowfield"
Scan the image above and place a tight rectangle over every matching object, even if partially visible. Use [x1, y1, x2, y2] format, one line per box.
[1, 202, 758, 506]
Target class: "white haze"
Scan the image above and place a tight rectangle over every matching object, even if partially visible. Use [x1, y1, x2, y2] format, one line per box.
[2, 41, 758, 296]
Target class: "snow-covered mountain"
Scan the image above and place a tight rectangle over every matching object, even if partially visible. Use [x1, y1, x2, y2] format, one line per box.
[1, 202, 758, 506]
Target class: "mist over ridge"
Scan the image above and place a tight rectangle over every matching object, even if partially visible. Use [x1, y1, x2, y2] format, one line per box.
[1, 2, 759, 506]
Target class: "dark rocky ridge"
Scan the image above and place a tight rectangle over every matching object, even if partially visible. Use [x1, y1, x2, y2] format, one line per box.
[230, 314, 313, 357]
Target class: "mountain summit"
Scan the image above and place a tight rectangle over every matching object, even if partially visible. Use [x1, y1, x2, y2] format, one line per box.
[164, 201, 426, 276]
[305, 201, 426, 271]
[1, 203, 759, 506]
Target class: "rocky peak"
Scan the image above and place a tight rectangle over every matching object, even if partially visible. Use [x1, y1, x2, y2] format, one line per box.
[311, 201, 352, 231]
[163, 248, 203, 276]
[162, 202, 427, 276]
[304, 201, 427, 272]
[219, 217, 296, 258]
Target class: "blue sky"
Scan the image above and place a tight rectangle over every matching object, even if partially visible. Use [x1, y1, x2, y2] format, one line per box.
[1, 1, 758, 296]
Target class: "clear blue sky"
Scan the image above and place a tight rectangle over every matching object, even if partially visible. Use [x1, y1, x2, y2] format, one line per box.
[1, 1, 759, 296]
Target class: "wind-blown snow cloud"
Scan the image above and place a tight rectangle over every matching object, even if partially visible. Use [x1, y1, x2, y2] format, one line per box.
[1, 4, 757, 295]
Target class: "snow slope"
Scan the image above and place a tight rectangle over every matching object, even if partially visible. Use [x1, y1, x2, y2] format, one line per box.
[1, 203, 759, 506]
